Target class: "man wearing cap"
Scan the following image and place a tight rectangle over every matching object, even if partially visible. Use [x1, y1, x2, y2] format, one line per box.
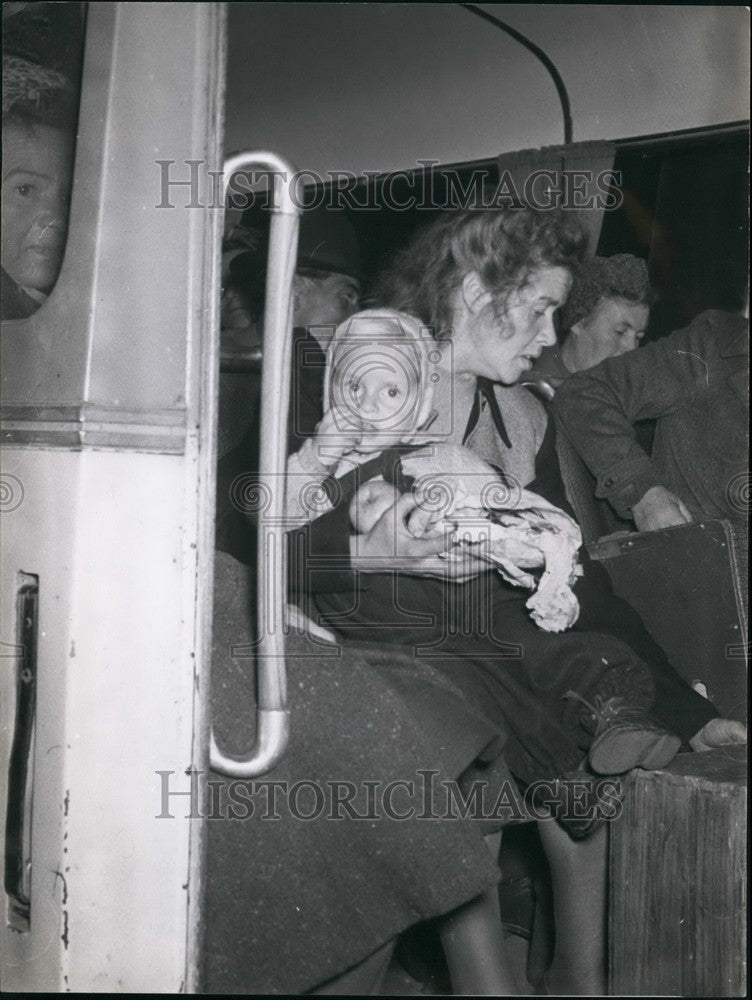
[216, 203, 362, 563]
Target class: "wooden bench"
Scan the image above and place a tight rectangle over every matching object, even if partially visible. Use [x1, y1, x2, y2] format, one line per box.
[609, 747, 747, 996]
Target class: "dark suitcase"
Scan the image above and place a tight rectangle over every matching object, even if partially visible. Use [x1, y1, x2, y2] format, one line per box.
[589, 519, 748, 724]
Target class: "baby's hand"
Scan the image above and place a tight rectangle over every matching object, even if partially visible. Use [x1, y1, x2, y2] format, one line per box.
[311, 408, 362, 470]
[350, 480, 401, 534]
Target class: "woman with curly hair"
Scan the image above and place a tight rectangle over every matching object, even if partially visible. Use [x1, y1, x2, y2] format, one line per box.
[207, 209, 722, 996]
[529, 253, 655, 396]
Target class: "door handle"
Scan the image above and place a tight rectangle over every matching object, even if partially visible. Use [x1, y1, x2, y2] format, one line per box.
[4, 575, 38, 932]
[210, 152, 299, 777]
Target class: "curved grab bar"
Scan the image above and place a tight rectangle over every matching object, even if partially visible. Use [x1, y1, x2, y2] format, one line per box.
[210, 710, 289, 779]
[211, 151, 300, 777]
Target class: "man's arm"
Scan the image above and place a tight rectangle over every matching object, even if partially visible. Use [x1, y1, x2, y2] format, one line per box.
[553, 312, 724, 524]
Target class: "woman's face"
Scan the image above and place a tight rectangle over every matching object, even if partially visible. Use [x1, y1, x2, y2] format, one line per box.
[458, 266, 572, 385]
[1, 122, 74, 293]
[568, 296, 649, 371]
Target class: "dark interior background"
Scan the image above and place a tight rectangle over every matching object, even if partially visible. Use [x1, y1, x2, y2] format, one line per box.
[314, 126, 749, 343]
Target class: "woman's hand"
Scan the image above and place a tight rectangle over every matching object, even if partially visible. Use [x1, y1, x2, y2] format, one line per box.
[477, 531, 546, 571]
[401, 444, 504, 516]
[349, 492, 489, 582]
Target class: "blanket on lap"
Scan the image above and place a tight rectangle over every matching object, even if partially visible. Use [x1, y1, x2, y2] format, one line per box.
[401, 444, 583, 633]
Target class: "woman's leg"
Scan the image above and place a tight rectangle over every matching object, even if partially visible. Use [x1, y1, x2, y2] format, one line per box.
[537, 819, 608, 996]
[437, 831, 521, 995]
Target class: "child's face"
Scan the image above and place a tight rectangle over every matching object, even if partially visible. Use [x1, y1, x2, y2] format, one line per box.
[332, 347, 420, 453]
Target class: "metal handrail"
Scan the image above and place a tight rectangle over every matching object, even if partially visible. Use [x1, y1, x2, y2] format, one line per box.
[219, 347, 263, 372]
[210, 151, 300, 777]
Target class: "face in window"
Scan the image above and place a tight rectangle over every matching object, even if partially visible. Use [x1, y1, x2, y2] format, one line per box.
[569, 296, 649, 370]
[1, 122, 75, 295]
[331, 344, 420, 454]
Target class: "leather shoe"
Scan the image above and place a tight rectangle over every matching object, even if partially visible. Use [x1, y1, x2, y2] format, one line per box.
[566, 691, 681, 775]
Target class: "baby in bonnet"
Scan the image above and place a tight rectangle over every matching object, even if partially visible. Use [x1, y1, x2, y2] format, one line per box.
[286, 309, 582, 632]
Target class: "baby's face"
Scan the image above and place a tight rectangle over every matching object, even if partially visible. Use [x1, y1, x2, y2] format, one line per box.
[332, 349, 419, 453]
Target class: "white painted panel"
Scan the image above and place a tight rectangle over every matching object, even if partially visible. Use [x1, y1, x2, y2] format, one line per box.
[1, 451, 77, 991]
[1, 1, 225, 992]
[0, 449, 200, 992]
[61, 449, 196, 992]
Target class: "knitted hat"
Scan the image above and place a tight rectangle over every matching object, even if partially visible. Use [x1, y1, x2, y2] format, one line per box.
[3, 2, 84, 102]
[561, 254, 652, 330]
[323, 309, 438, 445]
[2, 54, 74, 120]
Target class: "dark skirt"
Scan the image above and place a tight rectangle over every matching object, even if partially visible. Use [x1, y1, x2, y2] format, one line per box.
[204, 553, 519, 995]
[313, 568, 656, 785]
